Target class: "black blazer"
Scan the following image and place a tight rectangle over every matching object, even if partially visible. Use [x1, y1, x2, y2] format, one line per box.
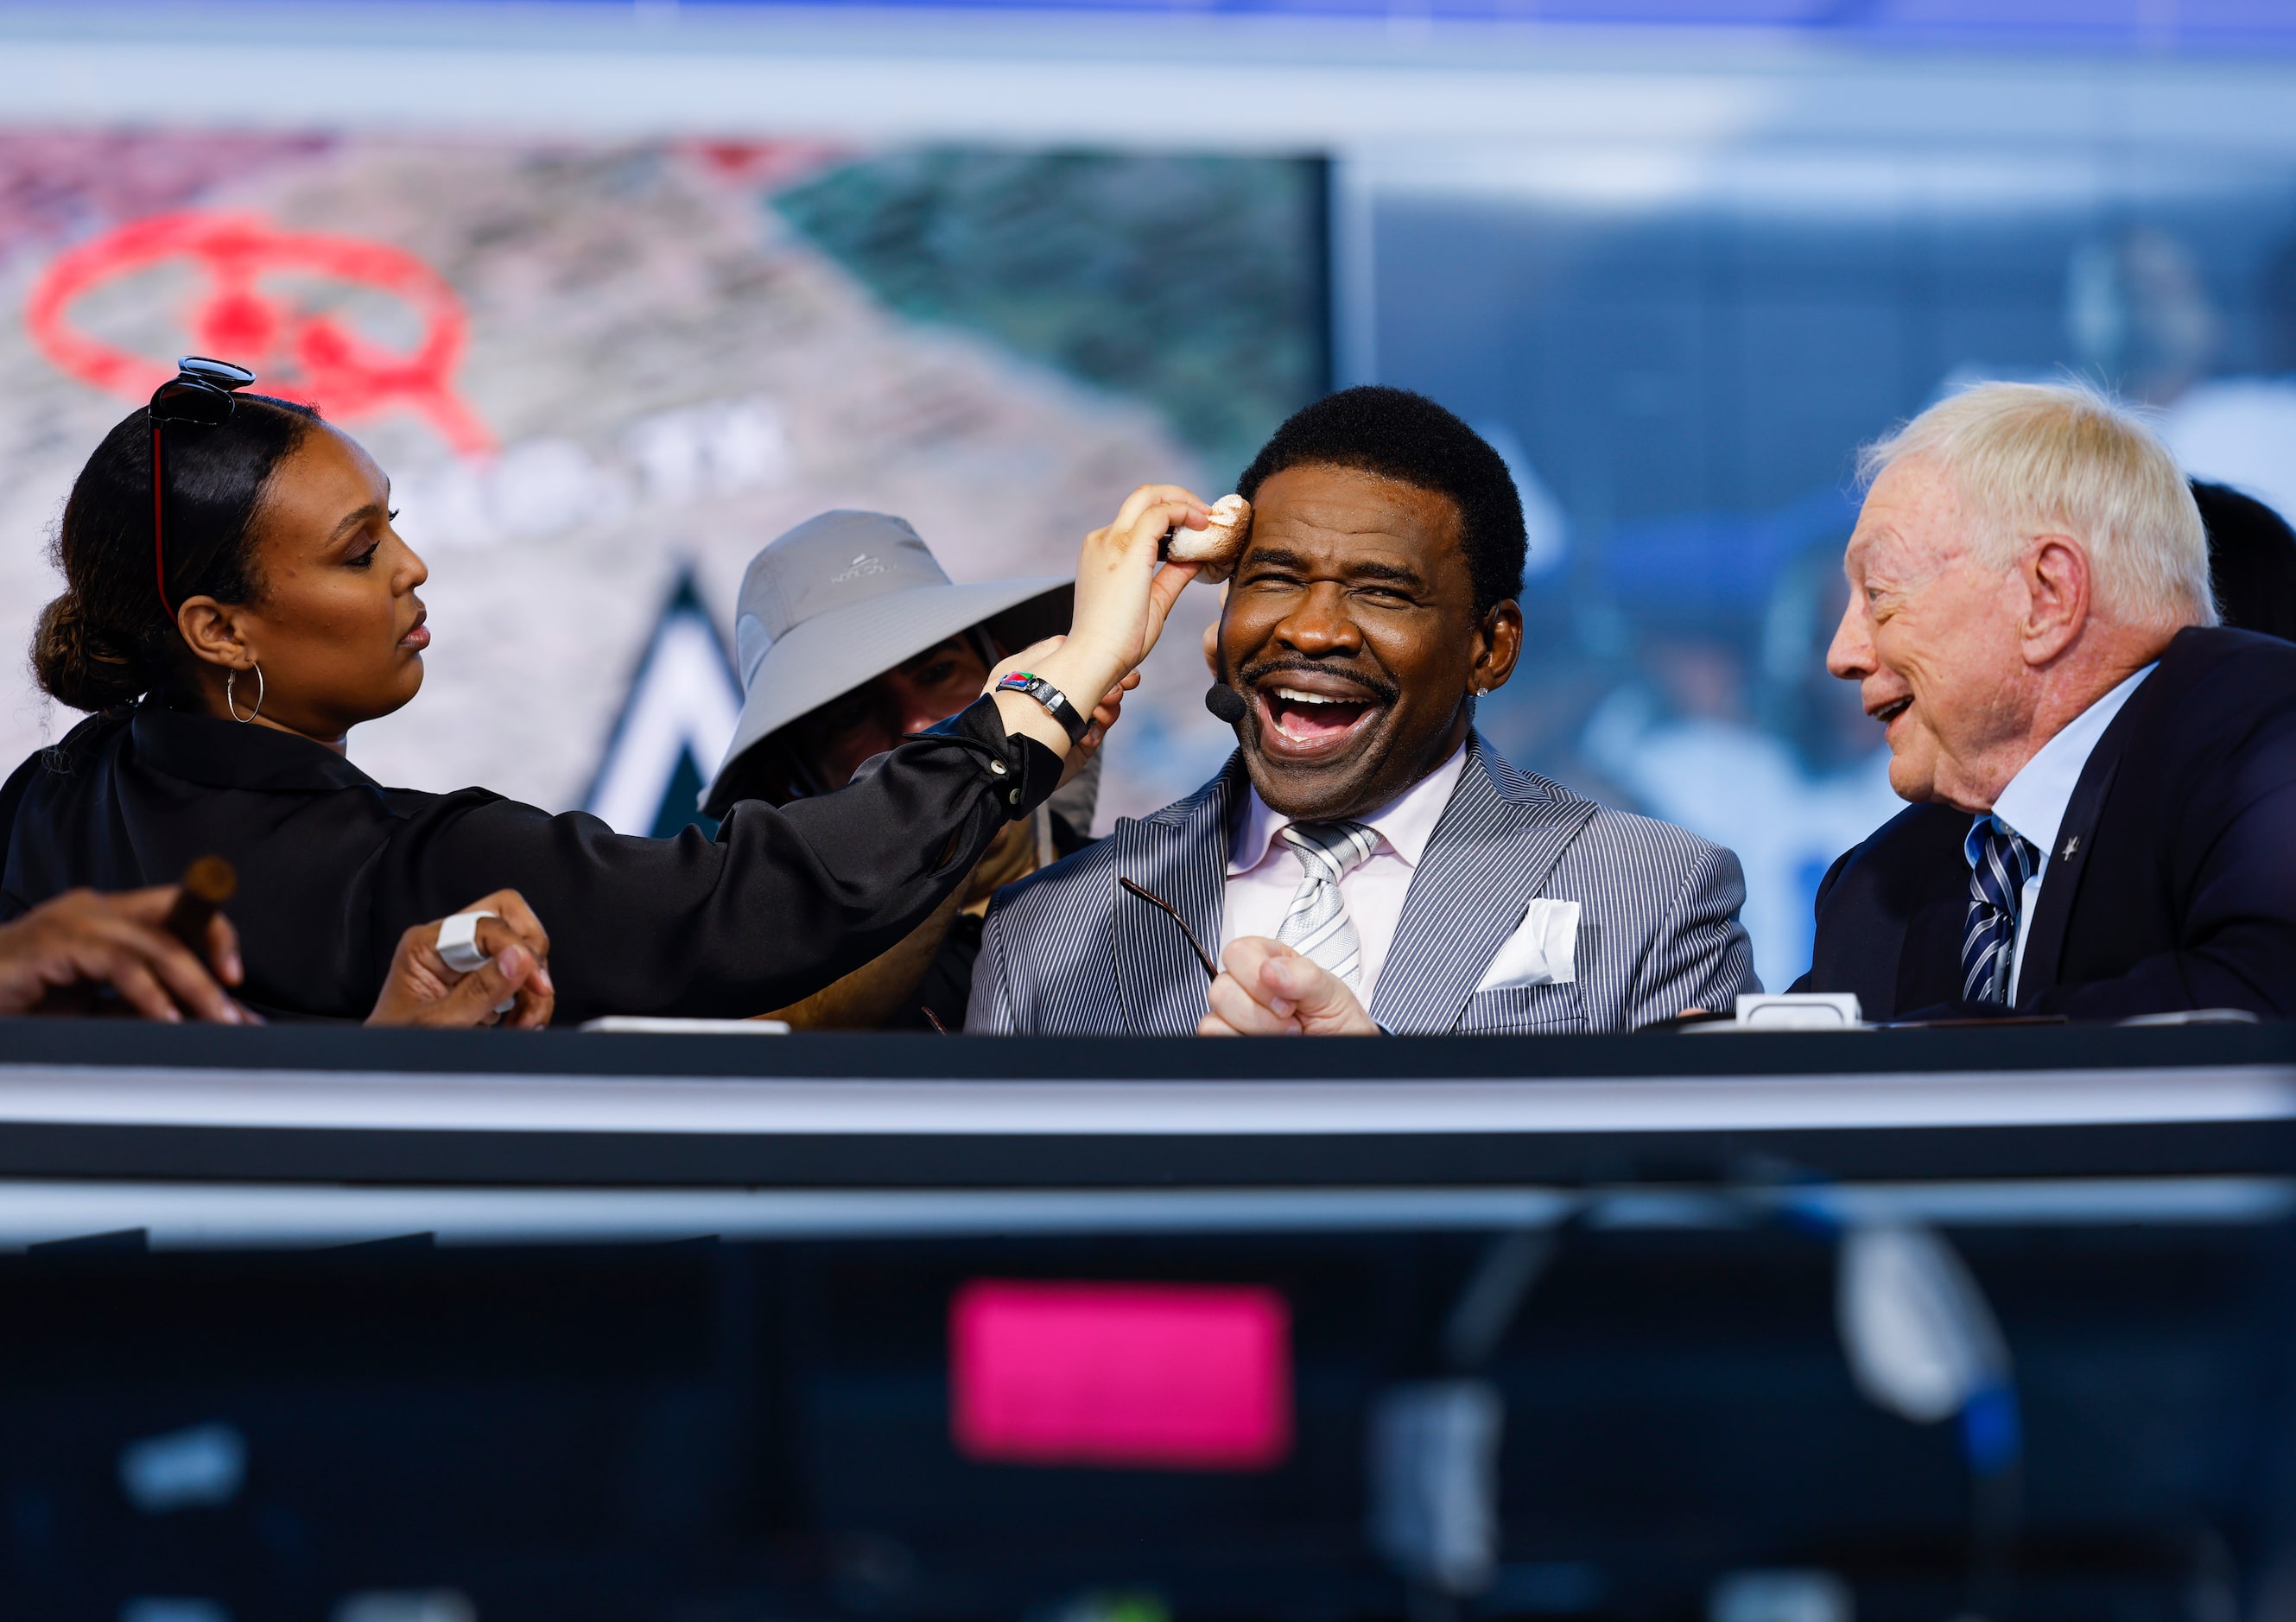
[0, 697, 1060, 1024]
[1792, 626, 2296, 1020]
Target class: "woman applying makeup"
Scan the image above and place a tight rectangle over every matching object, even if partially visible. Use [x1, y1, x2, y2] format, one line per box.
[0, 360, 1206, 1023]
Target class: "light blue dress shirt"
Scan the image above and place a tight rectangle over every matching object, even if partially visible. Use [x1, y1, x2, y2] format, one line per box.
[1982, 662, 2155, 1003]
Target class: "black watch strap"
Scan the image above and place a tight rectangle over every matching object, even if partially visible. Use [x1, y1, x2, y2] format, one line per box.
[993, 671, 1089, 744]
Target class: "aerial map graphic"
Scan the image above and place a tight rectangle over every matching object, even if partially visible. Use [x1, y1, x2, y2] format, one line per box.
[0, 132, 1325, 829]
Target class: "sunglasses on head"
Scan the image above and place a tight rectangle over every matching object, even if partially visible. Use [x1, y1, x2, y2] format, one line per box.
[149, 356, 257, 618]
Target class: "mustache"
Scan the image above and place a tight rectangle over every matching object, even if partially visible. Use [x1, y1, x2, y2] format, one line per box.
[1234, 655, 1401, 707]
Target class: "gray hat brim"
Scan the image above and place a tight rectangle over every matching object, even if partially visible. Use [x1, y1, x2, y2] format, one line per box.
[704, 574, 1069, 815]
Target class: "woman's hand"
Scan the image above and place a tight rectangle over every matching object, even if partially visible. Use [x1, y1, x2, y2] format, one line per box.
[0, 885, 252, 1023]
[995, 485, 1209, 757]
[366, 889, 555, 1029]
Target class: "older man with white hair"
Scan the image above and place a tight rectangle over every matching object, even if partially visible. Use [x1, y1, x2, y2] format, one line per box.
[1792, 380, 2296, 1019]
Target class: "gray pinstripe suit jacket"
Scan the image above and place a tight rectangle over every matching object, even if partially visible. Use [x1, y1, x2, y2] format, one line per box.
[966, 733, 1760, 1036]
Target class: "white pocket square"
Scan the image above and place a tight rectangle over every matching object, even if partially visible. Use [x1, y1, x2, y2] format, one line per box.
[1474, 898, 1581, 992]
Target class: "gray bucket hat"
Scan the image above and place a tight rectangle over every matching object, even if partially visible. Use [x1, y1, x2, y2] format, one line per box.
[702, 510, 1069, 816]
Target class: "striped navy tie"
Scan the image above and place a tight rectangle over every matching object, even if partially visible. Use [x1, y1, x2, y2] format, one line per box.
[1962, 816, 2039, 1007]
[1274, 821, 1381, 990]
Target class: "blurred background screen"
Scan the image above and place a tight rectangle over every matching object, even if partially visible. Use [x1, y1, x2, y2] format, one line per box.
[4, 3, 2296, 988]
[0, 124, 1328, 846]
[1363, 132, 2296, 987]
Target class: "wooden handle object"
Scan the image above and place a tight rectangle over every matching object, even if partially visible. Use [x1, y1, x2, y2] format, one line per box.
[162, 856, 237, 954]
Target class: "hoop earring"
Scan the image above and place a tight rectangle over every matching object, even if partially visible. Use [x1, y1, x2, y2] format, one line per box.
[225, 664, 264, 724]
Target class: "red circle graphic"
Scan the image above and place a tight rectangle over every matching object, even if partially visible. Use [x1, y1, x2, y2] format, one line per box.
[24, 212, 496, 455]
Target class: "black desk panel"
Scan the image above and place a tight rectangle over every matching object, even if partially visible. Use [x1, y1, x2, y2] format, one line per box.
[0, 1022, 2288, 1622]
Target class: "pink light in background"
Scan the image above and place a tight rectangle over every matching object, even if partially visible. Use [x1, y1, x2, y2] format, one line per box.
[950, 1280, 1291, 1471]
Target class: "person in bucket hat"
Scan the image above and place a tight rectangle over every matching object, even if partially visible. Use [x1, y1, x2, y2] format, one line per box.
[706, 510, 1099, 1030]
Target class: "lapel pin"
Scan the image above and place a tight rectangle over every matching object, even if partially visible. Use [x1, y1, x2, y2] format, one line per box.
[2062, 835, 2080, 860]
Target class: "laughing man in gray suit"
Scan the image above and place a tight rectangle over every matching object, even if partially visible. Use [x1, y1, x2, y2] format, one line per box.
[967, 387, 1760, 1036]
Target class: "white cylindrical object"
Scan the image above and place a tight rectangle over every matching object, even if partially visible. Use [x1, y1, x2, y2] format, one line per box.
[435, 910, 498, 974]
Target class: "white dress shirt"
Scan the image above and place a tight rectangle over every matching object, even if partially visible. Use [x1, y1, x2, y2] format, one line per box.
[1986, 662, 2154, 1002]
[1221, 744, 1469, 1000]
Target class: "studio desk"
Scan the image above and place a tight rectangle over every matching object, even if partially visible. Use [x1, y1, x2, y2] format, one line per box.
[0, 1020, 2285, 1241]
[0, 1021, 2293, 1619]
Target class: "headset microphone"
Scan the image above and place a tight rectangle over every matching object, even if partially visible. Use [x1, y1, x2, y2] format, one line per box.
[1203, 683, 1248, 725]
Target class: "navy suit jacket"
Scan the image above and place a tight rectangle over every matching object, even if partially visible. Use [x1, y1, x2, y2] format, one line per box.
[1792, 626, 2296, 1020]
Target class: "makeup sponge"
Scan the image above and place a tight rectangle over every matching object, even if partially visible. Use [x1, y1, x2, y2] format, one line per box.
[1164, 495, 1250, 583]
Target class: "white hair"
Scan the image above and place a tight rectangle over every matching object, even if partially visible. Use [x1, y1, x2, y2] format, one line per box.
[1857, 379, 2217, 630]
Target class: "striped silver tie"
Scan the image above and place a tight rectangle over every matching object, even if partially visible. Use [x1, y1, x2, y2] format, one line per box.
[1274, 821, 1381, 990]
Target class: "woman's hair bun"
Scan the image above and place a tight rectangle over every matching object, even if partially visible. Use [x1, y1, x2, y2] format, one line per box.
[32, 591, 149, 712]
[39, 392, 315, 715]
